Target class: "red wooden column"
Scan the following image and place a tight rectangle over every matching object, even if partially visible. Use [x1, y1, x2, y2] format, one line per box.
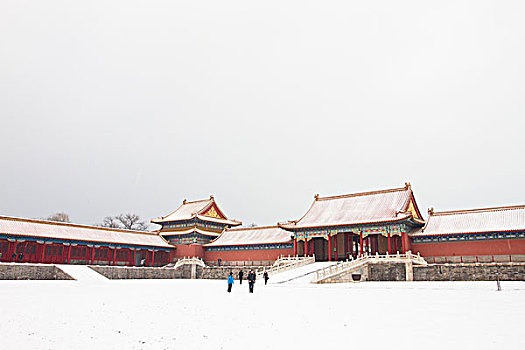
[67, 244, 71, 264]
[359, 232, 363, 256]
[112, 248, 116, 266]
[343, 233, 347, 259]
[328, 235, 332, 261]
[334, 234, 338, 261]
[401, 232, 409, 253]
[133, 248, 137, 266]
[304, 239, 308, 257]
[151, 250, 155, 267]
[293, 239, 297, 256]
[13, 241, 19, 262]
[349, 234, 353, 257]
[40, 242, 46, 263]
[90, 246, 95, 265]
[387, 233, 392, 254]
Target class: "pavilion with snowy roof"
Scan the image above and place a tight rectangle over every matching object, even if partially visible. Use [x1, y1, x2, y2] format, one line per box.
[410, 205, 525, 261]
[280, 183, 425, 261]
[204, 226, 294, 264]
[152, 195, 241, 246]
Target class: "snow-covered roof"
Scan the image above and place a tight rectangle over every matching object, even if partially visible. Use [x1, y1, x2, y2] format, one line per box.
[280, 183, 423, 230]
[413, 205, 525, 236]
[0, 216, 173, 248]
[204, 226, 293, 247]
[151, 196, 241, 226]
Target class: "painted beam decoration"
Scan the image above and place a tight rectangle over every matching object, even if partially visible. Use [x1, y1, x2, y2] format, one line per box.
[293, 223, 407, 241]
[160, 219, 225, 231]
[166, 233, 217, 245]
[412, 231, 525, 244]
[206, 243, 294, 252]
[0, 234, 172, 251]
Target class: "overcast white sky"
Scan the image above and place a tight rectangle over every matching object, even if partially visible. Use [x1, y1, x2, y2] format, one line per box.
[1, 1, 524, 229]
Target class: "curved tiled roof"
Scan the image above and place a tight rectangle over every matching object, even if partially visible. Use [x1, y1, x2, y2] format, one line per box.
[413, 205, 525, 236]
[0, 216, 173, 248]
[160, 227, 221, 237]
[280, 184, 422, 229]
[204, 226, 293, 247]
[151, 196, 241, 226]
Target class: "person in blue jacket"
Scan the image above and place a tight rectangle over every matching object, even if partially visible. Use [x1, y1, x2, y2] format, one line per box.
[227, 272, 234, 293]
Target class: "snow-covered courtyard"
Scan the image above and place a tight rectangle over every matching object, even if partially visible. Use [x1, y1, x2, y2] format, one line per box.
[1, 279, 524, 349]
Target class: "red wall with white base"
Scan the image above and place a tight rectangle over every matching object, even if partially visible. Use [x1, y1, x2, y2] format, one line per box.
[410, 239, 525, 257]
[204, 248, 294, 264]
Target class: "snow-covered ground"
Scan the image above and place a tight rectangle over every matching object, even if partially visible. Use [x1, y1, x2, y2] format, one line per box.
[0, 279, 523, 350]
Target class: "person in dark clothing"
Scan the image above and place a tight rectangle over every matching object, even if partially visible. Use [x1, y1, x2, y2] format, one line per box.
[227, 272, 234, 293]
[18, 253, 24, 262]
[247, 270, 256, 293]
[238, 270, 244, 284]
[263, 271, 269, 285]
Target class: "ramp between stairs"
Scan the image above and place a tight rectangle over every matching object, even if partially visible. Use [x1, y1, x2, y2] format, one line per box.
[55, 265, 108, 282]
[268, 262, 338, 285]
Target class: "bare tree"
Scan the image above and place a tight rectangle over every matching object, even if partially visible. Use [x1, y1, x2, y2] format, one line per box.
[100, 213, 148, 231]
[101, 216, 121, 228]
[117, 213, 148, 231]
[46, 212, 71, 222]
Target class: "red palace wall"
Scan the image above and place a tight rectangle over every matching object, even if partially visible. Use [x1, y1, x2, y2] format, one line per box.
[0, 238, 171, 267]
[172, 244, 205, 259]
[204, 248, 294, 264]
[410, 239, 525, 257]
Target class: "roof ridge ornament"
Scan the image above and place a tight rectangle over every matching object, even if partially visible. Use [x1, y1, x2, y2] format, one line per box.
[314, 194, 319, 200]
[405, 182, 411, 189]
[210, 195, 214, 200]
[428, 207, 434, 215]
[183, 199, 187, 204]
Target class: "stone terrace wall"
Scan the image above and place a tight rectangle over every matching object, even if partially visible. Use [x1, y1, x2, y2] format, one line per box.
[414, 263, 525, 281]
[90, 265, 203, 279]
[90, 265, 267, 280]
[201, 266, 265, 280]
[318, 264, 369, 283]
[318, 262, 525, 283]
[320, 262, 406, 283]
[0, 263, 73, 280]
[368, 262, 407, 281]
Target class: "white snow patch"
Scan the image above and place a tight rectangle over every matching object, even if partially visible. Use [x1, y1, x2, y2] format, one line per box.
[0, 280, 523, 350]
[56, 265, 108, 282]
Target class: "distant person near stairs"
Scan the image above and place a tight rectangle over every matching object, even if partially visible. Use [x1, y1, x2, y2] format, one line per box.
[238, 270, 244, 284]
[227, 272, 234, 293]
[263, 271, 269, 285]
[247, 270, 256, 293]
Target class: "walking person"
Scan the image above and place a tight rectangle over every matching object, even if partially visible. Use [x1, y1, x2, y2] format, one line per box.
[227, 272, 234, 293]
[263, 271, 269, 285]
[238, 270, 244, 284]
[247, 270, 256, 293]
